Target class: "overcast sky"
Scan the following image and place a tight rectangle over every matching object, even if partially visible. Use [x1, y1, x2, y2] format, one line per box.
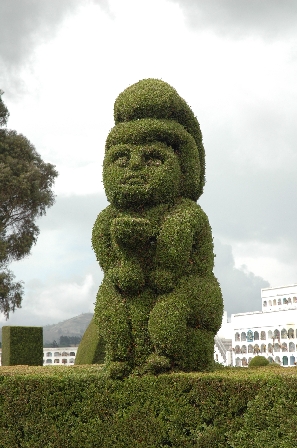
[1, 0, 297, 327]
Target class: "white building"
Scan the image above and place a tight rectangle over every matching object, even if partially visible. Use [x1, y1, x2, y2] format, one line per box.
[43, 347, 78, 366]
[231, 283, 297, 367]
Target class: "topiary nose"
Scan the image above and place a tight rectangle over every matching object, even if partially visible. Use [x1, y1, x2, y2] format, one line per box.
[129, 153, 142, 170]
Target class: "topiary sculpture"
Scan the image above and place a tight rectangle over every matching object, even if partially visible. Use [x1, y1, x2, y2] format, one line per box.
[92, 79, 223, 376]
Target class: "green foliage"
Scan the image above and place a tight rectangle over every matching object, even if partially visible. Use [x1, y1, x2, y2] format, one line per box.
[75, 317, 106, 365]
[249, 355, 270, 367]
[0, 93, 58, 318]
[2, 326, 43, 366]
[92, 79, 223, 374]
[0, 367, 296, 447]
[0, 90, 9, 127]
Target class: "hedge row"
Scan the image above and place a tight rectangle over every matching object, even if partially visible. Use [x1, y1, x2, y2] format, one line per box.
[1, 366, 297, 447]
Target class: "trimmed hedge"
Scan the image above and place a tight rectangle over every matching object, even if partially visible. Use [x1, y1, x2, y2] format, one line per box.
[0, 367, 297, 447]
[92, 79, 223, 374]
[2, 326, 43, 366]
[248, 355, 269, 367]
[75, 317, 106, 365]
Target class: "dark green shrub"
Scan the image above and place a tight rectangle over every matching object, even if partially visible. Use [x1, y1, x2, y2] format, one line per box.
[92, 79, 223, 374]
[0, 367, 296, 447]
[2, 326, 43, 366]
[248, 355, 270, 367]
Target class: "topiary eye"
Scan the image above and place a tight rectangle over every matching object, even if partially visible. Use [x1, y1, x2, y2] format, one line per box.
[144, 150, 164, 166]
[110, 147, 130, 167]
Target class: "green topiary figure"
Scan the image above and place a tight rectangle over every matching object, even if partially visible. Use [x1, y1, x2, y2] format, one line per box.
[92, 79, 223, 376]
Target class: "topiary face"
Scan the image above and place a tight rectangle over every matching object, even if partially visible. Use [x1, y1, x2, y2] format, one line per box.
[103, 129, 182, 209]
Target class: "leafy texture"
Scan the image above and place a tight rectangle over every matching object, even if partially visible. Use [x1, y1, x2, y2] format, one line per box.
[0, 91, 58, 318]
[2, 326, 43, 366]
[1, 367, 297, 447]
[91, 79, 223, 374]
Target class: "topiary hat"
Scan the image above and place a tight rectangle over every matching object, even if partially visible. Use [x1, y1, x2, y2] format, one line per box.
[112, 78, 206, 200]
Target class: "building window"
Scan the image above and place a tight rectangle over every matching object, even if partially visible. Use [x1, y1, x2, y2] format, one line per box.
[254, 344, 260, 354]
[62, 359, 67, 364]
[275, 356, 281, 364]
[290, 356, 295, 366]
[288, 328, 294, 339]
[281, 343, 288, 352]
[293, 297, 297, 304]
[268, 343, 273, 353]
[54, 352, 61, 357]
[241, 332, 246, 342]
[248, 344, 253, 353]
[268, 330, 273, 339]
[235, 357, 241, 367]
[70, 352, 75, 356]
[269, 300, 272, 306]
[263, 301, 267, 307]
[283, 356, 288, 366]
[69, 358, 75, 364]
[261, 344, 266, 353]
[268, 356, 273, 363]
[241, 345, 247, 354]
[260, 331, 266, 340]
[254, 331, 259, 341]
[242, 357, 247, 367]
[281, 328, 288, 339]
[274, 343, 280, 352]
[288, 297, 292, 304]
[274, 329, 280, 339]
[278, 298, 281, 305]
[235, 345, 241, 354]
[283, 298, 288, 305]
[46, 352, 52, 357]
[62, 352, 69, 356]
[235, 332, 240, 341]
[54, 359, 60, 364]
[273, 299, 276, 306]
[289, 342, 295, 352]
[46, 359, 52, 364]
[247, 330, 253, 342]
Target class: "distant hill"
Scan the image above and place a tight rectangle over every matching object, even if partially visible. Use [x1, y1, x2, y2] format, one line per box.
[43, 313, 93, 345]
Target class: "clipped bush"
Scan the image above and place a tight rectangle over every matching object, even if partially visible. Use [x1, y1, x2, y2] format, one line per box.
[75, 317, 106, 365]
[2, 326, 43, 366]
[0, 367, 296, 447]
[92, 79, 223, 374]
[248, 355, 270, 367]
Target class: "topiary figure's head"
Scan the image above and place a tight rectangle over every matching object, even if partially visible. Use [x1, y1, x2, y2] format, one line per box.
[103, 79, 205, 209]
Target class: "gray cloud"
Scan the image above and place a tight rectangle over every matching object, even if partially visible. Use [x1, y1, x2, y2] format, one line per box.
[0, 0, 110, 94]
[213, 239, 269, 315]
[175, 0, 297, 39]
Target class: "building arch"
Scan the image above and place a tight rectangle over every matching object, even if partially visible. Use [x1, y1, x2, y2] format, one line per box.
[254, 331, 259, 341]
[289, 342, 295, 352]
[241, 332, 246, 342]
[281, 328, 288, 339]
[288, 328, 294, 339]
[274, 329, 280, 339]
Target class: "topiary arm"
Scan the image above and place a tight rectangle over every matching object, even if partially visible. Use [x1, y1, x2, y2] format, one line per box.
[92, 206, 118, 273]
[151, 200, 214, 293]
